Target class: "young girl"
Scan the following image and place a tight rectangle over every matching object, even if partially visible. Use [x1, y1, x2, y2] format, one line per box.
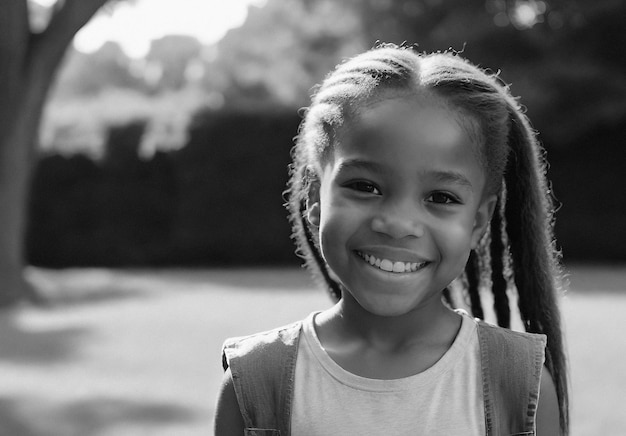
[215, 44, 569, 435]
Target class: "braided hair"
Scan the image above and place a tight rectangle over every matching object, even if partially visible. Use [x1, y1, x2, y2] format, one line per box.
[285, 43, 568, 434]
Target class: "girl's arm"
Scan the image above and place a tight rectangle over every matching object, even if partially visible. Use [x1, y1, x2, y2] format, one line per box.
[535, 366, 560, 435]
[214, 368, 245, 436]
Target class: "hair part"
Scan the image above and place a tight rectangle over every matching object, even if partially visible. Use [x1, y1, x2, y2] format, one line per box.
[285, 43, 568, 434]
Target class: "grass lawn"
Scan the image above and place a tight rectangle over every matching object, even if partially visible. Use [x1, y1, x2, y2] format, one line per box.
[0, 265, 624, 435]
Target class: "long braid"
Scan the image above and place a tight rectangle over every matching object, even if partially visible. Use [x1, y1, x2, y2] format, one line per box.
[465, 250, 484, 319]
[502, 103, 569, 435]
[442, 287, 453, 308]
[285, 150, 343, 300]
[490, 198, 511, 328]
[298, 198, 342, 300]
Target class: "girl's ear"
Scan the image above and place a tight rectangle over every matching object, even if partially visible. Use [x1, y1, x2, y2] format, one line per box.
[471, 194, 498, 249]
[306, 177, 321, 227]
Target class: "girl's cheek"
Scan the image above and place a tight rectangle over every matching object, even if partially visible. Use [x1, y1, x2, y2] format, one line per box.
[438, 221, 475, 246]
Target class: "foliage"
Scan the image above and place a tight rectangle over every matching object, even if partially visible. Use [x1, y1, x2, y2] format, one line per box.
[52, 41, 142, 97]
[145, 35, 203, 91]
[41, 87, 206, 158]
[43, 0, 626, 153]
[43, 36, 221, 155]
[211, 0, 367, 109]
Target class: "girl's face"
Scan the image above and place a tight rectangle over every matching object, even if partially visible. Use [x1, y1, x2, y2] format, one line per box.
[307, 96, 497, 317]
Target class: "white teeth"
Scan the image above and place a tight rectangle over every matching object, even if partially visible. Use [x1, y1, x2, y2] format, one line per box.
[392, 262, 405, 273]
[380, 259, 393, 272]
[358, 252, 426, 274]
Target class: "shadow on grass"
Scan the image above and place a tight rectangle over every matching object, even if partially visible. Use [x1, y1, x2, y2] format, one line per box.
[25, 267, 321, 303]
[148, 267, 318, 292]
[0, 313, 88, 364]
[0, 396, 199, 436]
[25, 267, 155, 307]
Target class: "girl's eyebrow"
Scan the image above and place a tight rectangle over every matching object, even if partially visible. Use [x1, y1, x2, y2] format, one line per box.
[335, 159, 387, 176]
[429, 170, 474, 191]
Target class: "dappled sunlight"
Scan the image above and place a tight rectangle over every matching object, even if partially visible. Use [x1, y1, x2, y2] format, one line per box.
[1, 267, 331, 435]
[25, 267, 156, 306]
[147, 267, 320, 292]
[0, 396, 199, 436]
[27, 266, 320, 300]
[0, 312, 88, 364]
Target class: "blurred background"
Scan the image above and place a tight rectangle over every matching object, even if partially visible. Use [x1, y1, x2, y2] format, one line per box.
[0, 0, 625, 435]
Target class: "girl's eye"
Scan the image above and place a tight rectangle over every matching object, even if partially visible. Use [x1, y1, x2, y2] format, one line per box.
[427, 192, 458, 204]
[347, 181, 381, 195]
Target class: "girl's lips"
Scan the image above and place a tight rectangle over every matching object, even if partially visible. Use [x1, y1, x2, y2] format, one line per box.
[356, 251, 429, 273]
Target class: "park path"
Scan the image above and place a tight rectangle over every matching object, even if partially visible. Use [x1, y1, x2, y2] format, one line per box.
[0, 266, 625, 436]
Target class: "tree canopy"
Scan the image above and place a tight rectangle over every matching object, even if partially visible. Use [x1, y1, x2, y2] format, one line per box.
[45, 0, 626, 153]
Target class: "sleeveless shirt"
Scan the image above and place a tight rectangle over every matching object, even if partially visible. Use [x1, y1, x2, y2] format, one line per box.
[291, 312, 485, 435]
[221, 313, 546, 436]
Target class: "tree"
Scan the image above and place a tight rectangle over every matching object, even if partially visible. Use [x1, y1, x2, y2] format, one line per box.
[213, 0, 366, 110]
[0, 0, 112, 306]
[53, 41, 140, 98]
[145, 35, 203, 91]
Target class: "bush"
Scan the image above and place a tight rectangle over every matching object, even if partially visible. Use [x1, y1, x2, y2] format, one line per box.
[27, 110, 301, 267]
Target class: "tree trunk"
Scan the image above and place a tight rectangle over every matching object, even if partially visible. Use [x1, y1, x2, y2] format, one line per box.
[0, 0, 110, 307]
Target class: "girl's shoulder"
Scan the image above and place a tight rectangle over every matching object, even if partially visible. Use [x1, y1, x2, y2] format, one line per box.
[461, 312, 548, 434]
[456, 309, 547, 348]
[474, 317, 547, 350]
[221, 318, 304, 371]
[220, 318, 307, 434]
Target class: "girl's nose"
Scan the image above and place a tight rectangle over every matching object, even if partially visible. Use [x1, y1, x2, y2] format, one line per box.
[370, 205, 425, 239]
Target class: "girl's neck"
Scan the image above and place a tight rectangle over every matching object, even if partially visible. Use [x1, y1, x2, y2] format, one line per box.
[317, 291, 460, 352]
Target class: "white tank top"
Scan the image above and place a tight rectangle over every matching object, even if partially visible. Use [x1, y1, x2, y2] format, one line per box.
[291, 312, 485, 435]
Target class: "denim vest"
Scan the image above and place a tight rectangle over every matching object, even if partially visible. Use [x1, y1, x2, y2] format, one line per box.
[222, 318, 546, 436]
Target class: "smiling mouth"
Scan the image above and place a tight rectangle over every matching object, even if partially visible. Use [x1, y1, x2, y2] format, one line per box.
[356, 251, 429, 274]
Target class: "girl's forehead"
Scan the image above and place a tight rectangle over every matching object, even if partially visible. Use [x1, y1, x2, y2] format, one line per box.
[361, 90, 451, 118]
[340, 95, 473, 149]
